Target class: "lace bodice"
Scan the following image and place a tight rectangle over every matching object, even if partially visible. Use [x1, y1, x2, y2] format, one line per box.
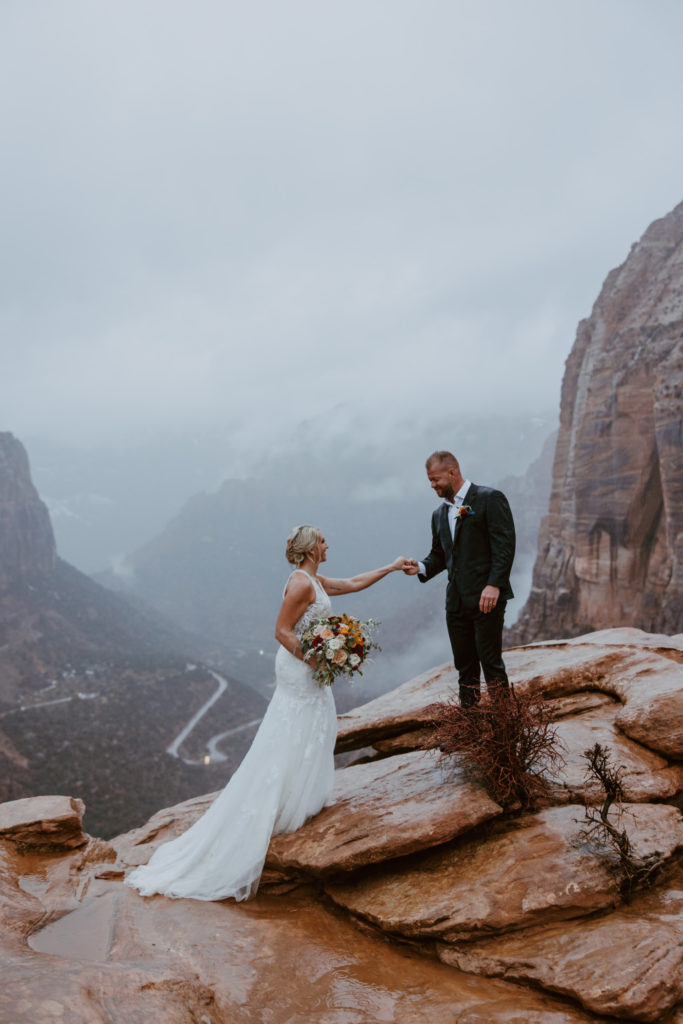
[287, 569, 332, 638]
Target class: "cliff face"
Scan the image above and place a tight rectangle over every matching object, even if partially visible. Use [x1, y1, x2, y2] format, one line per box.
[513, 201, 683, 642]
[0, 432, 56, 584]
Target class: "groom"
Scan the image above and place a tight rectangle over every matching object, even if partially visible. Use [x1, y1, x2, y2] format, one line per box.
[405, 451, 516, 708]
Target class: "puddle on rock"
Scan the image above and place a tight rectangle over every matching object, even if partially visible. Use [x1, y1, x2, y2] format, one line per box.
[28, 889, 117, 962]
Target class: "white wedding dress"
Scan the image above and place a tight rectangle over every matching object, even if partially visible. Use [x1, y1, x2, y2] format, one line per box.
[125, 570, 337, 901]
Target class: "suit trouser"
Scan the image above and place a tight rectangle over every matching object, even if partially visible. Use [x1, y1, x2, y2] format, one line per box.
[446, 600, 509, 707]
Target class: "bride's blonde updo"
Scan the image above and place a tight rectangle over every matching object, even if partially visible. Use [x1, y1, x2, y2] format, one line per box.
[285, 525, 321, 567]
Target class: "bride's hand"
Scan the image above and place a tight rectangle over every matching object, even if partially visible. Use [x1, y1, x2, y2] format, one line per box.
[391, 556, 414, 572]
[303, 647, 324, 670]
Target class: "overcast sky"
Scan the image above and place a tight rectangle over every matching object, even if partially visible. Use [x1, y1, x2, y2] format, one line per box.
[2, 0, 683, 455]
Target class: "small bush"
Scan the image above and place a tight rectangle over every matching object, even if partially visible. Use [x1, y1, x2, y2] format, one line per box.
[428, 684, 564, 809]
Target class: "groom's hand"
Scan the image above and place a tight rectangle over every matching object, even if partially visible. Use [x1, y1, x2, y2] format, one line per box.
[402, 559, 420, 576]
[479, 585, 500, 613]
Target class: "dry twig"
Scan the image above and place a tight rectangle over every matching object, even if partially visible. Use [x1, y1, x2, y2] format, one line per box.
[576, 742, 665, 899]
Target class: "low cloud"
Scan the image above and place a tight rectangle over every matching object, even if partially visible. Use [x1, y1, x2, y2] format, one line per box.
[2, 2, 683, 450]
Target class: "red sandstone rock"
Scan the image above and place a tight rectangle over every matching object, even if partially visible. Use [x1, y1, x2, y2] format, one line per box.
[372, 725, 439, 754]
[560, 626, 683, 654]
[0, 795, 87, 849]
[325, 804, 683, 941]
[112, 792, 216, 866]
[529, 642, 683, 763]
[615, 672, 683, 758]
[0, 839, 598, 1024]
[438, 863, 683, 1022]
[336, 644, 626, 753]
[547, 691, 615, 717]
[512, 201, 683, 642]
[335, 661, 458, 751]
[0, 843, 46, 944]
[337, 638, 683, 762]
[266, 749, 502, 874]
[548, 704, 683, 804]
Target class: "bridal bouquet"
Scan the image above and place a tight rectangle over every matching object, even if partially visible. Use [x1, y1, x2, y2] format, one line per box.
[300, 614, 380, 687]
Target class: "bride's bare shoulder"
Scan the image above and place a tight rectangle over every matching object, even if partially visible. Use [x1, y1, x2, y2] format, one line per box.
[283, 570, 315, 600]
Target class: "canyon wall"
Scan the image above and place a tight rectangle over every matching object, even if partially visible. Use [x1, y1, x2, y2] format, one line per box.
[513, 201, 683, 642]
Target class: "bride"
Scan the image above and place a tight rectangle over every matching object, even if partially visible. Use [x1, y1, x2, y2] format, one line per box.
[125, 524, 410, 902]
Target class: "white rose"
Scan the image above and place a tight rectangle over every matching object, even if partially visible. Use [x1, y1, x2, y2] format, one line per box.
[349, 653, 361, 667]
[328, 637, 344, 650]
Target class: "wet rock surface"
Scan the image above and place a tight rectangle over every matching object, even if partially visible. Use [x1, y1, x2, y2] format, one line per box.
[334, 644, 632, 753]
[547, 704, 683, 803]
[438, 860, 683, 1022]
[325, 803, 683, 941]
[334, 661, 458, 751]
[0, 843, 602, 1024]
[336, 637, 683, 763]
[266, 750, 503, 874]
[1, 629, 682, 1022]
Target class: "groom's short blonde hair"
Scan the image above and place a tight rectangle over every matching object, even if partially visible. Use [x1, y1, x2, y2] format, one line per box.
[425, 450, 460, 471]
[285, 524, 321, 567]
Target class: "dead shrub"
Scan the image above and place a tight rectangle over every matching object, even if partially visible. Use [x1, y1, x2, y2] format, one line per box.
[428, 684, 564, 809]
[576, 742, 665, 899]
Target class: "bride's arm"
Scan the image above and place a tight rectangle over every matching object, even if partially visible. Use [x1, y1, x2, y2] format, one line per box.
[319, 557, 411, 596]
[274, 574, 315, 661]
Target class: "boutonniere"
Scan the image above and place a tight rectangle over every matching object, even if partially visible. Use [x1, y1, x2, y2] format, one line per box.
[455, 504, 474, 520]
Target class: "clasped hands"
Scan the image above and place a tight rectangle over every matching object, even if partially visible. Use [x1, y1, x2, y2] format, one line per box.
[399, 558, 500, 613]
[389, 556, 418, 573]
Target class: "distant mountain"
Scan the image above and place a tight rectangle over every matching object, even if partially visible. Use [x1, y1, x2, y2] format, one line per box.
[0, 433, 266, 838]
[0, 431, 56, 586]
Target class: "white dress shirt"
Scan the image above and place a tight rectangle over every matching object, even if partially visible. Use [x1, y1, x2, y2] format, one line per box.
[418, 480, 471, 576]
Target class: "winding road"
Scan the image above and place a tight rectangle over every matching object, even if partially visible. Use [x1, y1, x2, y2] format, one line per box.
[2, 666, 262, 765]
[166, 670, 262, 766]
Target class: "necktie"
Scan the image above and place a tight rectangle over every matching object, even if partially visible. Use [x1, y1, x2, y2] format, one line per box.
[450, 496, 463, 537]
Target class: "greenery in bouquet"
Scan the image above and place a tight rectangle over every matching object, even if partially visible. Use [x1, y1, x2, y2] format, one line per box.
[300, 614, 380, 687]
